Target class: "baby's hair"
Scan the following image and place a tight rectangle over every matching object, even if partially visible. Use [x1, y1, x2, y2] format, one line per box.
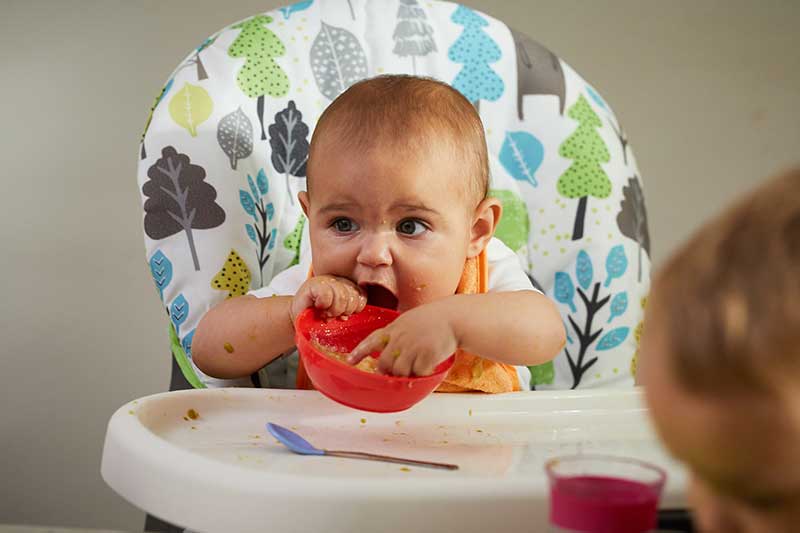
[307, 74, 489, 204]
[652, 168, 800, 395]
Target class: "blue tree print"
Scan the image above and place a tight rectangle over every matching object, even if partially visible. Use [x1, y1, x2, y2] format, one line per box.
[241, 168, 276, 286]
[597, 327, 629, 350]
[280, 0, 313, 19]
[149, 250, 173, 301]
[554, 272, 577, 313]
[554, 248, 630, 388]
[576, 250, 593, 290]
[181, 329, 196, 359]
[448, 5, 504, 111]
[170, 294, 189, 337]
[605, 245, 628, 287]
[607, 292, 628, 323]
[499, 131, 543, 188]
[586, 84, 607, 110]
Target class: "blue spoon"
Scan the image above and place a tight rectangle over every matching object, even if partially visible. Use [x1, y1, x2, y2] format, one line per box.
[267, 423, 459, 470]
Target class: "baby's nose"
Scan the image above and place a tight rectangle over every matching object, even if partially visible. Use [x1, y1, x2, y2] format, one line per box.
[357, 232, 393, 267]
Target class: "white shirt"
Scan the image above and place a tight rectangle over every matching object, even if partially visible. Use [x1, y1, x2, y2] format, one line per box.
[250, 237, 538, 389]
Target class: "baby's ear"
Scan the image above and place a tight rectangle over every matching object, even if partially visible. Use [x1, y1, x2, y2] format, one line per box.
[467, 197, 502, 258]
[298, 191, 310, 218]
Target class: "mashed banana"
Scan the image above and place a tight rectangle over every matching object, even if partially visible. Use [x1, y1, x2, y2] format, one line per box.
[312, 340, 379, 374]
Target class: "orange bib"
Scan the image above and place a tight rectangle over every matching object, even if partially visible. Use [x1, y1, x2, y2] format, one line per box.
[296, 250, 521, 393]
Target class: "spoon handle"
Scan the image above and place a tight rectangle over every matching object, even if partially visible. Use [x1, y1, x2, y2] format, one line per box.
[324, 450, 459, 470]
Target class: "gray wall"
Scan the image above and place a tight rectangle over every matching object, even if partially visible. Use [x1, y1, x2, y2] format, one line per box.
[1, 0, 798, 530]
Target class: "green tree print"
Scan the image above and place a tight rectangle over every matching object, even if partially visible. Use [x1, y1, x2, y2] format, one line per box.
[557, 95, 611, 240]
[489, 189, 529, 253]
[228, 15, 289, 140]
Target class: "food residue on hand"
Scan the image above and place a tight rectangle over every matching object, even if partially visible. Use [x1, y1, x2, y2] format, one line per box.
[223, 342, 235, 353]
[186, 408, 199, 420]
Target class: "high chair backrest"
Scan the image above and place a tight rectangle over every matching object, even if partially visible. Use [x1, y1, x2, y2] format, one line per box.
[138, 0, 651, 390]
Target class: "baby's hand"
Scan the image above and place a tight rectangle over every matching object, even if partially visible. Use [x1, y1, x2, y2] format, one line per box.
[348, 303, 457, 377]
[290, 275, 367, 324]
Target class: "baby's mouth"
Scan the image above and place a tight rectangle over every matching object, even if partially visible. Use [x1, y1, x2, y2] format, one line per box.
[360, 283, 398, 310]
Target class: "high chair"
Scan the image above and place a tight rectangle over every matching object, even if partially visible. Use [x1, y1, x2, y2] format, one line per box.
[138, 0, 651, 402]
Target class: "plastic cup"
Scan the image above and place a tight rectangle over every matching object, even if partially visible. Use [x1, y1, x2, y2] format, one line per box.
[545, 454, 667, 533]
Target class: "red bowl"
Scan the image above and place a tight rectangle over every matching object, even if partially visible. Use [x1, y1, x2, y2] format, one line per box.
[295, 305, 455, 413]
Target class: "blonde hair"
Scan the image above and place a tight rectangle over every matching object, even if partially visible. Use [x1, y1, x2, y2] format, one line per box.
[307, 75, 489, 203]
[652, 168, 800, 394]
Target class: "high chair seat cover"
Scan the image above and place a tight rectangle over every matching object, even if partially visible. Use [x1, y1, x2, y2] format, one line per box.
[138, 0, 651, 390]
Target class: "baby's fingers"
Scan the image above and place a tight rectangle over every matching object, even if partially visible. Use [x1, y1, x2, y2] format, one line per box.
[309, 282, 335, 311]
[344, 288, 367, 316]
[348, 329, 390, 365]
[384, 348, 415, 377]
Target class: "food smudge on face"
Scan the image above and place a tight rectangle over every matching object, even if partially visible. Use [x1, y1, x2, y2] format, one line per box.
[224, 342, 235, 353]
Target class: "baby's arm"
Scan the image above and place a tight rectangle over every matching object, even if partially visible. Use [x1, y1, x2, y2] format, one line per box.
[192, 295, 296, 379]
[193, 276, 366, 379]
[350, 290, 565, 377]
[445, 290, 566, 366]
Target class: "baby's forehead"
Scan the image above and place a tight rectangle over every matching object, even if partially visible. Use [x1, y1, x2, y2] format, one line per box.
[316, 141, 477, 204]
[311, 131, 483, 204]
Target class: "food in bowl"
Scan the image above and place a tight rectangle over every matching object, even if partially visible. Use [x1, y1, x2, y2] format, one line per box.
[310, 338, 379, 374]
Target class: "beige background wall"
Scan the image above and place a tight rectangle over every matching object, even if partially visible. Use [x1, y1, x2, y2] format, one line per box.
[1, 0, 798, 530]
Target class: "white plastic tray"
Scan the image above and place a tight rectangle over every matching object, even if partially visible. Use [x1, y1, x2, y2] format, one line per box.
[101, 388, 686, 533]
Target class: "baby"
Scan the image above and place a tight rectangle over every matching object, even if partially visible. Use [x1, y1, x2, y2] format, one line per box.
[641, 169, 800, 532]
[192, 75, 565, 391]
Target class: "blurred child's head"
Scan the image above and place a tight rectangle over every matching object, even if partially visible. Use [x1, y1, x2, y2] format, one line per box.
[299, 75, 501, 311]
[641, 169, 800, 532]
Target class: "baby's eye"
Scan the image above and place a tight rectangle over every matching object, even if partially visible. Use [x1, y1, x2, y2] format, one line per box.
[397, 219, 427, 236]
[332, 218, 359, 233]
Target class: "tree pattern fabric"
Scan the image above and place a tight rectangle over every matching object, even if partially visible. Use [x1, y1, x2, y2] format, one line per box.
[138, 0, 650, 391]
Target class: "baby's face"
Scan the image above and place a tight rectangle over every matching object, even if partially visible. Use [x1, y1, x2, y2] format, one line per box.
[641, 304, 800, 533]
[299, 141, 481, 312]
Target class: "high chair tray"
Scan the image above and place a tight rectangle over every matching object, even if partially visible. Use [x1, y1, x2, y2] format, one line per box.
[101, 388, 686, 533]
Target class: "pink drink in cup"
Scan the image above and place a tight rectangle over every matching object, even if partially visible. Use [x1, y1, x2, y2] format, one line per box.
[545, 455, 666, 533]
